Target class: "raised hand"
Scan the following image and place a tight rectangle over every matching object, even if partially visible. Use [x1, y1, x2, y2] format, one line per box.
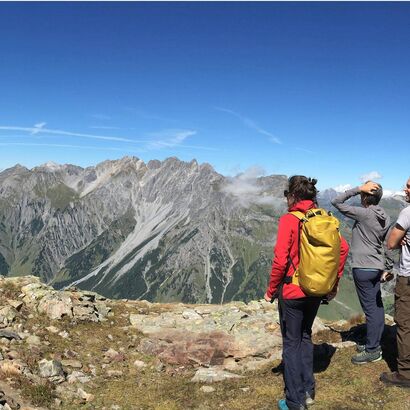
[359, 181, 379, 195]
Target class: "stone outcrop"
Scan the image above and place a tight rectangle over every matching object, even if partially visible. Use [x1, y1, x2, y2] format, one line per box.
[131, 301, 284, 370]
[10, 276, 110, 322]
[0, 275, 367, 409]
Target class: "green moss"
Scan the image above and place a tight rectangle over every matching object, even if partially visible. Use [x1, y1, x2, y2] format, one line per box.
[45, 183, 79, 210]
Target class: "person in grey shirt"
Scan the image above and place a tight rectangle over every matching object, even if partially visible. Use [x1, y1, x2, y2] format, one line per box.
[380, 177, 410, 388]
[331, 181, 393, 365]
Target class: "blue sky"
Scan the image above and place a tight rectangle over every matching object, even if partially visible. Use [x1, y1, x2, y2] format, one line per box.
[0, 2, 409, 192]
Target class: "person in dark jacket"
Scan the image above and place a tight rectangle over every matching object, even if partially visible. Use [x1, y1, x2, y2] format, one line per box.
[265, 175, 349, 410]
[331, 181, 393, 365]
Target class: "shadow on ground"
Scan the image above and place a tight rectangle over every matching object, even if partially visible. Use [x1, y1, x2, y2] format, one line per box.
[339, 323, 398, 371]
[272, 342, 337, 375]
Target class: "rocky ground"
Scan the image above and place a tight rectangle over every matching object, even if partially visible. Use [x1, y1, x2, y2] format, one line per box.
[0, 275, 409, 410]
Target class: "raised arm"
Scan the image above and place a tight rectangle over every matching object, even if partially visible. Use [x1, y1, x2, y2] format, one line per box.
[331, 182, 379, 221]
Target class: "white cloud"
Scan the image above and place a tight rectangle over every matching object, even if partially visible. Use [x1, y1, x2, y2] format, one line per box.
[222, 166, 284, 208]
[382, 189, 405, 198]
[145, 129, 215, 151]
[146, 130, 195, 149]
[32, 122, 46, 135]
[360, 171, 382, 182]
[89, 126, 122, 130]
[0, 142, 145, 152]
[0, 125, 139, 142]
[216, 107, 282, 144]
[333, 184, 352, 192]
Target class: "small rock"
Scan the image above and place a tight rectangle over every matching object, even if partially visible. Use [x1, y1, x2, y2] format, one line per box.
[330, 341, 357, 349]
[77, 387, 94, 402]
[6, 350, 19, 360]
[182, 309, 202, 320]
[133, 360, 147, 369]
[104, 348, 125, 362]
[153, 359, 165, 372]
[0, 330, 21, 341]
[58, 331, 69, 339]
[0, 306, 18, 325]
[67, 371, 91, 384]
[200, 386, 215, 393]
[38, 359, 65, 378]
[46, 326, 60, 334]
[7, 300, 23, 311]
[26, 335, 41, 345]
[61, 359, 83, 369]
[191, 367, 243, 383]
[106, 369, 123, 377]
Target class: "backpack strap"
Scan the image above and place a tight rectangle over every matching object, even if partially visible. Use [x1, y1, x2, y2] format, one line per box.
[283, 211, 306, 287]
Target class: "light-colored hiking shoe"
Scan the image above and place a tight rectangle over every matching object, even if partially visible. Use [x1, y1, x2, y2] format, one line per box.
[351, 348, 382, 365]
[305, 392, 315, 406]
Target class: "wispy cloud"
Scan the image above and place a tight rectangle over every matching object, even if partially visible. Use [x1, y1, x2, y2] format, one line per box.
[0, 124, 214, 152]
[360, 171, 382, 182]
[216, 107, 281, 144]
[145, 129, 216, 151]
[31, 122, 46, 135]
[0, 142, 145, 153]
[296, 147, 316, 155]
[89, 126, 122, 130]
[0, 125, 139, 143]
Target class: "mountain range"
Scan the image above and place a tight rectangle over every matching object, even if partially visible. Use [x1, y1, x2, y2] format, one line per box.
[0, 156, 406, 311]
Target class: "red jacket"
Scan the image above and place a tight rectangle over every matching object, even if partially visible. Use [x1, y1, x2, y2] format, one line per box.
[266, 199, 349, 300]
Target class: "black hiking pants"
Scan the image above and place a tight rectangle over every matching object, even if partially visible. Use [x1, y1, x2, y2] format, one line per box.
[279, 296, 321, 409]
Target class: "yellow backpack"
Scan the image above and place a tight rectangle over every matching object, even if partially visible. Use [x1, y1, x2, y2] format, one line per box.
[288, 208, 341, 297]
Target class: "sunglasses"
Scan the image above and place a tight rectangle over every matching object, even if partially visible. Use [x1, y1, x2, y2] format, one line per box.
[284, 190, 289, 197]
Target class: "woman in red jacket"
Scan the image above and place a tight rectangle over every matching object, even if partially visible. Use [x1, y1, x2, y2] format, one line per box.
[264, 175, 349, 410]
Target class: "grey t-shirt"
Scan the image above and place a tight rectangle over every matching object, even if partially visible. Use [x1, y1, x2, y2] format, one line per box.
[397, 205, 410, 277]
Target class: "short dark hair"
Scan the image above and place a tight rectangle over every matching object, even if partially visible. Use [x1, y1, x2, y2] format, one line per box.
[362, 181, 383, 206]
[288, 175, 318, 202]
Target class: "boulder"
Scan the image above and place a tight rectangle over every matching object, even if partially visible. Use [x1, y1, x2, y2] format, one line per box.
[37, 294, 73, 320]
[38, 359, 64, 378]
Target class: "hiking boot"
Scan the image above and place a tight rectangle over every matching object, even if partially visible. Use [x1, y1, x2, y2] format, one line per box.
[305, 392, 315, 407]
[356, 344, 365, 353]
[277, 399, 307, 410]
[277, 400, 289, 410]
[380, 371, 410, 388]
[351, 348, 382, 365]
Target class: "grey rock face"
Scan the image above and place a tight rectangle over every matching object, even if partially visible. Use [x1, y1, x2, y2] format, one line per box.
[0, 156, 288, 303]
